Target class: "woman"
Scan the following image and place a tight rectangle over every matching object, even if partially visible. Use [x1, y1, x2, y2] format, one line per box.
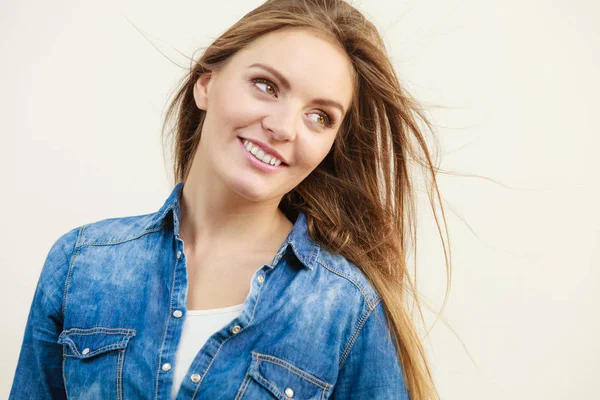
[10, 0, 448, 398]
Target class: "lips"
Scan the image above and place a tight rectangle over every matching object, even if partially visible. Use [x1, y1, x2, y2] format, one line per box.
[238, 136, 288, 165]
[238, 137, 287, 172]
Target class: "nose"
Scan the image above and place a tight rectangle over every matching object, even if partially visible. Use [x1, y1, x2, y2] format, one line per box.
[262, 105, 298, 142]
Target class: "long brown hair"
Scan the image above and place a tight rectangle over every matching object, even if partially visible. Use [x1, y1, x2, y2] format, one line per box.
[161, 0, 452, 398]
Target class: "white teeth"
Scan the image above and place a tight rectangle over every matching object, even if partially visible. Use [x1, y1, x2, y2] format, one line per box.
[242, 139, 282, 166]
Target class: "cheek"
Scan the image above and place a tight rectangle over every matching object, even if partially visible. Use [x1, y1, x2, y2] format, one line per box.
[297, 145, 332, 170]
[213, 82, 263, 125]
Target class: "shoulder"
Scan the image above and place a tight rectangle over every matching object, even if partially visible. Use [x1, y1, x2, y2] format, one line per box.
[43, 225, 83, 270]
[38, 212, 159, 272]
[33, 225, 83, 311]
[313, 245, 381, 311]
[75, 212, 160, 245]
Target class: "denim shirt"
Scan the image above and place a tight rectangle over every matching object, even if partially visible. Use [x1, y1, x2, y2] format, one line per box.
[10, 182, 408, 399]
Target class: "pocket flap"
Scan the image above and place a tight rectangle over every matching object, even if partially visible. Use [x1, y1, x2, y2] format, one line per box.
[58, 327, 136, 359]
[248, 352, 332, 400]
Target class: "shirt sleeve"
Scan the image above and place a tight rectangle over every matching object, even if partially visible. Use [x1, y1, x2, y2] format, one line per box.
[9, 226, 81, 400]
[331, 299, 410, 399]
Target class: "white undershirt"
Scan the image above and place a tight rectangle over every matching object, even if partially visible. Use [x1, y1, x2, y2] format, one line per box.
[171, 303, 244, 399]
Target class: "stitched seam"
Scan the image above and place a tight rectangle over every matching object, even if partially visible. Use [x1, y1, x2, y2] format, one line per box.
[117, 349, 124, 400]
[78, 226, 165, 246]
[191, 317, 253, 399]
[87, 344, 126, 357]
[61, 327, 135, 335]
[337, 299, 380, 370]
[62, 353, 68, 398]
[256, 371, 288, 398]
[62, 224, 86, 319]
[154, 246, 180, 400]
[270, 239, 290, 267]
[315, 258, 376, 309]
[59, 337, 78, 354]
[248, 268, 268, 324]
[371, 299, 394, 348]
[228, 281, 271, 400]
[309, 240, 320, 266]
[242, 374, 252, 397]
[59, 328, 135, 357]
[253, 352, 332, 390]
[234, 371, 252, 400]
[259, 355, 330, 389]
[63, 342, 127, 357]
[195, 333, 235, 389]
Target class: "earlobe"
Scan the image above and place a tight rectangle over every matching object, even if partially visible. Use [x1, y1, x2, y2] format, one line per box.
[193, 72, 212, 111]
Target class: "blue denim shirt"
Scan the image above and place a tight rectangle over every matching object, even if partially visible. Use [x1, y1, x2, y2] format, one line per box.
[10, 182, 408, 399]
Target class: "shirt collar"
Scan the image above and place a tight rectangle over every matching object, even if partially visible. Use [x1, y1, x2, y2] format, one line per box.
[146, 181, 318, 271]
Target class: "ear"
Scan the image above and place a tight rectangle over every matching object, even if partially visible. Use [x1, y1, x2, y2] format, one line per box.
[193, 72, 213, 111]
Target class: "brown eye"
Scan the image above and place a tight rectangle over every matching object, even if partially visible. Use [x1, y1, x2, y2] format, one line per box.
[308, 112, 333, 128]
[253, 78, 277, 97]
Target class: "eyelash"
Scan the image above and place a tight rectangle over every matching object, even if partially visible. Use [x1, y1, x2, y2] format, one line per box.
[251, 77, 336, 129]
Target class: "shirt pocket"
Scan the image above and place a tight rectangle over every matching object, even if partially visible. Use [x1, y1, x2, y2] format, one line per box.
[235, 351, 333, 400]
[57, 327, 136, 400]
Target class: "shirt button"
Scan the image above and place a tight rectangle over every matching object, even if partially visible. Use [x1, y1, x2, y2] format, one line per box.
[177, 250, 182, 259]
[172, 309, 183, 318]
[257, 275, 264, 284]
[190, 373, 201, 383]
[231, 325, 241, 334]
[161, 363, 172, 372]
[82, 348, 90, 355]
[285, 387, 294, 397]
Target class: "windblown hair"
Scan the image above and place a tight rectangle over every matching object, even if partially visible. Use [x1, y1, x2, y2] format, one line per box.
[161, 0, 452, 398]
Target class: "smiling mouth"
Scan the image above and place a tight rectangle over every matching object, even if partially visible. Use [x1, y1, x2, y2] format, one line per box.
[239, 137, 288, 167]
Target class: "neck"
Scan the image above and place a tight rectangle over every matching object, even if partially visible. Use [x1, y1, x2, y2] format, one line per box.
[178, 179, 292, 257]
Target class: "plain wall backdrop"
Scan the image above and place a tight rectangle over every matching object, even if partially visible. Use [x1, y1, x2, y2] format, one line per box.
[1, 0, 598, 398]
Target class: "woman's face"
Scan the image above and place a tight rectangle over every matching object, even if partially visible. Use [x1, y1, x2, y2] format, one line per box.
[192, 27, 354, 203]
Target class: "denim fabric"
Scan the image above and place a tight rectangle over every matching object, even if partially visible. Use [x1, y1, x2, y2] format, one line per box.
[10, 182, 409, 399]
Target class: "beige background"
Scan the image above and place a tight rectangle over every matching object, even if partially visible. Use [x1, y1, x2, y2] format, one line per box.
[1, 0, 598, 398]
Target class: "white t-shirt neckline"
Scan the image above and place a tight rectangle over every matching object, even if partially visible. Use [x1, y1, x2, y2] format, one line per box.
[185, 303, 244, 316]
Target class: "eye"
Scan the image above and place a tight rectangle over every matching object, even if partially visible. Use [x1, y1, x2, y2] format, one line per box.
[252, 77, 336, 129]
[308, 112, 335, 129]
[252, 78, 278, 97]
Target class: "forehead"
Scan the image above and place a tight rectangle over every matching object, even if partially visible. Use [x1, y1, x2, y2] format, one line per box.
[226, 28, 355, 110]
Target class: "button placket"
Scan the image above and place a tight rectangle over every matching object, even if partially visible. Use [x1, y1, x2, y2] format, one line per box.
[173, 249, 184, 320]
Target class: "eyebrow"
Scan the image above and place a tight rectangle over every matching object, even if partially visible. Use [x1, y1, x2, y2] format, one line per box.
[247, 62, 346, 116]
